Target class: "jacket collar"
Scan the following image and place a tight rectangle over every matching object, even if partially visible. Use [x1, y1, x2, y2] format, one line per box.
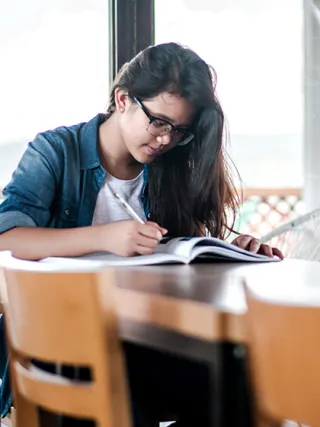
[79, 114, 149, 183]
[79, 114, 107, 170]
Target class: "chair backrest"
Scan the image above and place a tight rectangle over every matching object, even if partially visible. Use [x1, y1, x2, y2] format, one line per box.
[2, 258, 131, 427]
[261, 209, 320, 260]
[245, 285, 320, 426]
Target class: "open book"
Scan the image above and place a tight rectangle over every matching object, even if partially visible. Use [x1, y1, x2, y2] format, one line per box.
[43, 236, 280, 266]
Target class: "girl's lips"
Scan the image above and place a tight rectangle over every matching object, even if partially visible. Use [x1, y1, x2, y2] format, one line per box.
[146, 146, 162, 156]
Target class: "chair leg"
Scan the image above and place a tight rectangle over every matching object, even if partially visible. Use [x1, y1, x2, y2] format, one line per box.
[14, 393, 39, 427]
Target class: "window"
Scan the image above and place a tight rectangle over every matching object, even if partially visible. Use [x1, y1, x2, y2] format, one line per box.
[0, 0, 109, 190]
[155, 0, 303, 190]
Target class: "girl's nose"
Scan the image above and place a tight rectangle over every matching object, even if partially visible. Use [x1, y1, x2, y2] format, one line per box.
[157, 133, 172, 146]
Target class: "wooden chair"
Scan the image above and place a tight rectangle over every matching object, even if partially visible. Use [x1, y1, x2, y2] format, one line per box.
[2, 258, 132, 427]
[245, 284, 320, 427]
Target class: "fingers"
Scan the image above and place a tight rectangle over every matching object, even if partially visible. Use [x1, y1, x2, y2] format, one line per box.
[257, 245, 284, 259]
[258, 244, 284, 259]
[233, 235, 257, 250]
[272, 247, 284, 260]
[233, 235, 266, 255]
[146, 221, 168, 235]
[138, 223, 164, 241]
[248, 238, 261, 253]
[136, 233, 160, 250]
[258, 243, 273, 258]
[233, 234, 284, 259]
[135, 245, 154, 255]
[135, 222, 168, 256]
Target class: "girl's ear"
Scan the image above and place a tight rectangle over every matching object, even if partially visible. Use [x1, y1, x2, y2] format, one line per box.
[114, 88, 130, 113]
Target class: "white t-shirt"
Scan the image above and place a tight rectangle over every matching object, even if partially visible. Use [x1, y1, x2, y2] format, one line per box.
[92, 171, 146, 225]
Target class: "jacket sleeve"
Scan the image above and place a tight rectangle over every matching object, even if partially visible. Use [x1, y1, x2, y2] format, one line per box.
[0, 133, 62, 234]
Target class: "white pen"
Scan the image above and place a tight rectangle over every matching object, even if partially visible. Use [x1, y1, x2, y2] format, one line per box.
[114, 192, 145, 224]
[106, 180, 145, 224]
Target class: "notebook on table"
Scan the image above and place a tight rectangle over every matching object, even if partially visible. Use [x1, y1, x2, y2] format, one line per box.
[42, 236, 280, 266]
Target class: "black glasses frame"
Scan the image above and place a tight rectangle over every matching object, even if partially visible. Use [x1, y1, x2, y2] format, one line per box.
[133, 96, 194, 146]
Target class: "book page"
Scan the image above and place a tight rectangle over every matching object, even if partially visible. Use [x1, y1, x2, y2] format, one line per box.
[43, 252, 187, 266]
[153, 237, 192, 258]
[155, 237, 279, 262]
[192, 246, 279, 262]
[154, 237, 246, 258]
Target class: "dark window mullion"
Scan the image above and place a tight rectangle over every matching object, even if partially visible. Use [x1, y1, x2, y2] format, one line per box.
[109, 0, 155, 82]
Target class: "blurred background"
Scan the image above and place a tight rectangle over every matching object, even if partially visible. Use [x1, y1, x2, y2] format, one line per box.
[1, 0, 319, 238]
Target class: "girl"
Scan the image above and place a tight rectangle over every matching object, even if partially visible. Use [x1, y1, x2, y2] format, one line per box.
[0, 42, 282, 259]
[0, 42, 282, 426]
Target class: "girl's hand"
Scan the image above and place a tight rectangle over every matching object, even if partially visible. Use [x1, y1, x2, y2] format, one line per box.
[99, 220, 167, 257]
[231, 234, 284, 259]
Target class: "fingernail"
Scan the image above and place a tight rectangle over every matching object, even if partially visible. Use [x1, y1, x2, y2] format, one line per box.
[162, 228, 168, 234]
[157, 232, 162, 240]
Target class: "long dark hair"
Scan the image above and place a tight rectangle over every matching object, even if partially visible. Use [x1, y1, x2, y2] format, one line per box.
[107, 42, 240, 238]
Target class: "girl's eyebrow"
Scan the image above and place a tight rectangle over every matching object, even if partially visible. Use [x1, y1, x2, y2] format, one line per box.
[150, 110, 175, 123]
[150, 110, 190, 128]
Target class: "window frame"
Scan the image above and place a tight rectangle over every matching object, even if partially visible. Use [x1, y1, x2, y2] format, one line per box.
[109, 0, 155, 82]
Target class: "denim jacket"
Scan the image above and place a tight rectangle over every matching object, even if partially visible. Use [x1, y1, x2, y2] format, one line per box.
[0, 114, 149, 417]
[0, 114, 149, 234]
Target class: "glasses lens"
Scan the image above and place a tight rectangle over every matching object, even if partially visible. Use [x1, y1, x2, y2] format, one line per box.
[148, 120, 173, 137]
[148, 121, 194, 146]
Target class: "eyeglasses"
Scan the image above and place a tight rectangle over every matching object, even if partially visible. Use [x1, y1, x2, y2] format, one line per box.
[133, 97, 194, 146]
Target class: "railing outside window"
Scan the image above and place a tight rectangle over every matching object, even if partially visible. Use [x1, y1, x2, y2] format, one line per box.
[236, 188, 304, 237]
